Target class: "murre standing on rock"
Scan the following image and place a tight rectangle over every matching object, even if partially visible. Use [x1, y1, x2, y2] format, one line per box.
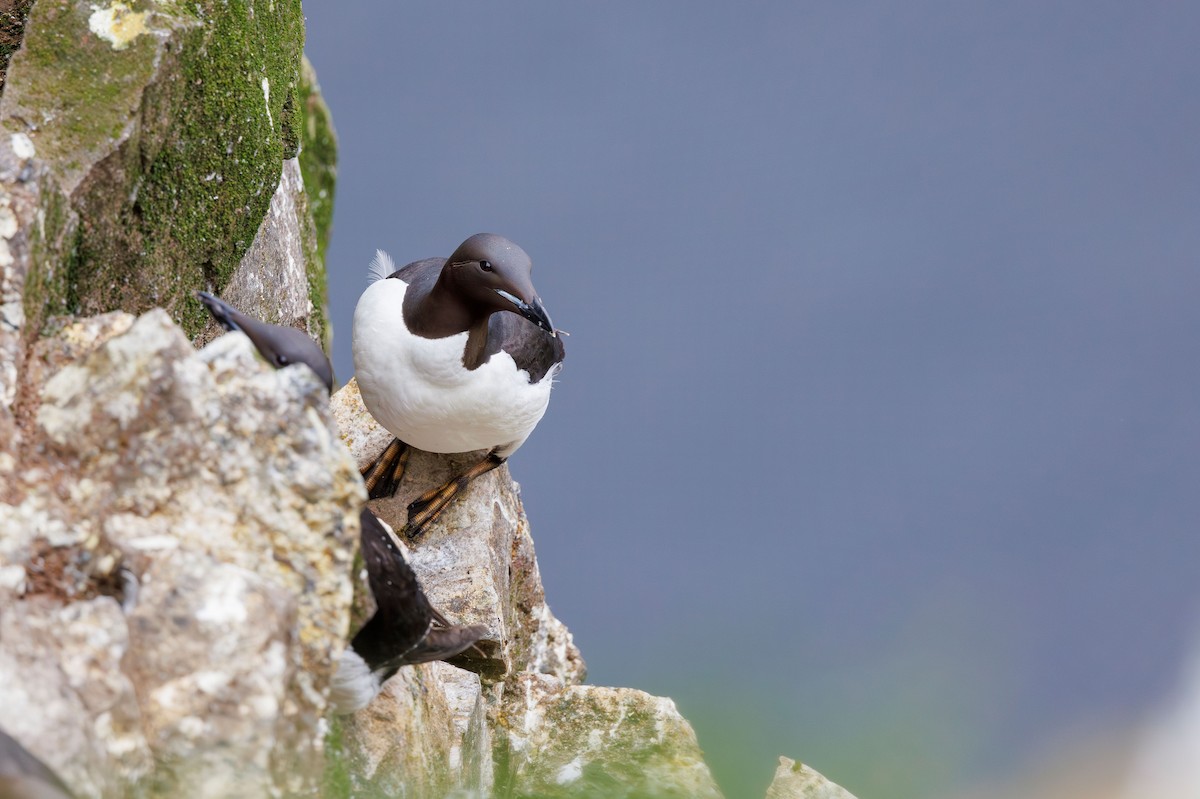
[352, 233, 565, 537]
[196, 291, 488, 708]
[197, 291, 335, 393]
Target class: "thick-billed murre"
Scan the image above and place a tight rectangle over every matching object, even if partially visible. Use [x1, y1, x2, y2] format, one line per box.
[352, 233, 564, 536]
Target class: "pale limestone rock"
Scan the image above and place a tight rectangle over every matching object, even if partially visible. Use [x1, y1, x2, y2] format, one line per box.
[23, 312, 137, 395]
[0, 130, 62, 453]
[335, 662, 493, 798]
[329, 376, 394, 471]
[0, 3, 356, 796]
[208, 159, 324, 345]
[332, 375, 738, 799]
[0, 310, 361, 797]
[493, 673, 724, 799]
[331, 377, 586, 685]
[436, 662, 496, 794]
[124, 557, 299, 797]
[0, 597, 150, 798]
[765, 756, 858, 799]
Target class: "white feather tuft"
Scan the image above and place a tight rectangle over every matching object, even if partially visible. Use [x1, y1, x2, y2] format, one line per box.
[329, 647, 383, 715]
[367, 249, 397, 285]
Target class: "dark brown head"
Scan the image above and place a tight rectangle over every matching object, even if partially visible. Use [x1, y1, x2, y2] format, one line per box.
[197, 292, 334, 393]
[443, 233, 555, 334]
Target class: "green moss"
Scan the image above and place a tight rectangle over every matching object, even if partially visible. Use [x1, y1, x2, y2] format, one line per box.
[6, 0, 306, 338]
[129, 0, 305, 337]
[0, 0, 35, 94]
[495, 690, 716, 799]
[321, 714, 351, 799]
[21, 179, 78, 336]
[280, 72, 300, 160]
[297, 56, 337, 266]
[3, 0, 160, 167]
[294, 168, 331, 354]
[307, 241, 331, 358]
[296, 56, 337, 356]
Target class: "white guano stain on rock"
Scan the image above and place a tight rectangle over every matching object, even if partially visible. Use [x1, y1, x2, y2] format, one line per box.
[194, 569, 251, 625]
[0, 199, 17, 239]
[122, 533, 180, 551]
[554, 756, 583, 785]
[176, 716, 205, 738]
[0, 193, 17, 331]
[87, 2, 149, 51]
[193, 670, 230, 695]
[262, 77, 273, 129]
[0, 564, 25, 593]
[9, 132, 35, 161]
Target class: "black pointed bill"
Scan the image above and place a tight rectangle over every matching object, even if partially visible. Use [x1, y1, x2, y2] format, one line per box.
[196, 291, 243, 333]
[495, 289, 556, 336]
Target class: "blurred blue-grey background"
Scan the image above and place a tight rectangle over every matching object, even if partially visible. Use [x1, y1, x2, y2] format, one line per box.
[303, 4, 1200, 797]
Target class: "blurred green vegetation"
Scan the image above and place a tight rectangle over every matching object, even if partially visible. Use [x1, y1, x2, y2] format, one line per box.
[641, 588, 1018, 799]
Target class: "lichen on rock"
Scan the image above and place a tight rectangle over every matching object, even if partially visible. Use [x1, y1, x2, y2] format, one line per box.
[0, 0, 330, 345]
[493, 674, 724, 799]
[1, 310, 361, 797]
[765, 756, 857, 799]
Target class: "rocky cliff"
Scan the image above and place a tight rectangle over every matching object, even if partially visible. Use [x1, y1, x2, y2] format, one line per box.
[0, 2, 855, 797]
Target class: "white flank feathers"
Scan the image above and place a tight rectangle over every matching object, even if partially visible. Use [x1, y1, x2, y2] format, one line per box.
[329, 647, 382, 715]
[366, 249, 397, 285]
[353, 276, 555, 457]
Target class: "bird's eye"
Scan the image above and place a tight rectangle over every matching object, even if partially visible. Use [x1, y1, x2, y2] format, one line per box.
[480, 260, 493, 272]
[277, 354, 289, 365]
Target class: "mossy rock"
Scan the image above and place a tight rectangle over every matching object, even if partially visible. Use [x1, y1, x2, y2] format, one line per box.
[2, 0, 333, 343]
[297, 56, 337, 351]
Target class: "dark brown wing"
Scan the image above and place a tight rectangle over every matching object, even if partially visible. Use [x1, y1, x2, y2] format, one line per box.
[349, 510, 433, 674]
[485, 311, 565, 383]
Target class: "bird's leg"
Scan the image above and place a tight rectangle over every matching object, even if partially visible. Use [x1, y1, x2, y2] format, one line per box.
[362, 438, 411, 499]
[404, 452, 506, 538]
